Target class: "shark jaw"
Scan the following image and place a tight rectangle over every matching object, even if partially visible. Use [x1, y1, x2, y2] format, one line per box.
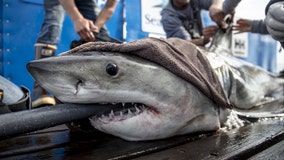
[27, 52, 225, 141]
[93, 103, 146, 123]
[87, 101, 222, 141]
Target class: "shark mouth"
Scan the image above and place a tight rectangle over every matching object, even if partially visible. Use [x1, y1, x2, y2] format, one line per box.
[90, 103, 149, 124]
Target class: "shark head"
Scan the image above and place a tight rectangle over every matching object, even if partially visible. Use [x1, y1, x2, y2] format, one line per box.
[27, 51, 227, 141]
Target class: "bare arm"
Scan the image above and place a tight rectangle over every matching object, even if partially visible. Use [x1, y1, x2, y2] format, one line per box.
[211, 0, 223, 8]
[59, 0, 96, 41]
[93, 0, 118, 33]
[209, 0, 227, 28]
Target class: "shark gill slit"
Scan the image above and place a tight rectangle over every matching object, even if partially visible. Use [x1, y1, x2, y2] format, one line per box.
[75, 79, 84, 95]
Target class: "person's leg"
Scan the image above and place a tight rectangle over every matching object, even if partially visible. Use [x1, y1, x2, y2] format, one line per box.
[32, 0, 65, 108]
[36, 0, 65, 45]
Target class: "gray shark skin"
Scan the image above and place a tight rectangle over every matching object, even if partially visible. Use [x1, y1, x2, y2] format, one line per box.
[28, 52, 228, 141]
[208, 27, 284, 111]
[207, 50, 284, 110]
[27, 30, 284, 141]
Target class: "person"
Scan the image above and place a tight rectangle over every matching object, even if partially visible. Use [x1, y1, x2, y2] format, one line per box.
[32, 0, 118, 108]
[231, 0, 284, 45]
[233, 19, 269, 35]
[161, 0, 220, 46]
[211, 0, 284, 48]
[230, 0, 284, 77]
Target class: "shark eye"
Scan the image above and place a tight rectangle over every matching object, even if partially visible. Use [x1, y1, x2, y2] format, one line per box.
[106, 63, 118, 76]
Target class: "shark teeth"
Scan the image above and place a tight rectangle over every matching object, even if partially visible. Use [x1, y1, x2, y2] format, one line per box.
[96, 103, 146, 124]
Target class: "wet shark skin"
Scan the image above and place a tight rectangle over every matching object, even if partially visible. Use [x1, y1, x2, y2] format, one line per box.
[27, 52, 229, 141]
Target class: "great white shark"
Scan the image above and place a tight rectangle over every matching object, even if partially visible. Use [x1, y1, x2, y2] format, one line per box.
[27, 28, 284, 141]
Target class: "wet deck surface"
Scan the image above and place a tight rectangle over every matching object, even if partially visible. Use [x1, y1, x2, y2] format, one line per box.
[0, 118, 284, 160]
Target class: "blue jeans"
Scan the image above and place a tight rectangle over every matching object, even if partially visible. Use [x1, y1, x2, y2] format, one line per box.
[36, 0, 109, 45]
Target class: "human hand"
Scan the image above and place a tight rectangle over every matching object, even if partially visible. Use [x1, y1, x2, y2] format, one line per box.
[190, 36, 212, 46]
[74, 18, 98, 42]
[265, 2, 284, 43]
[190, 37, 206, 46]
[203, 25, 218, 40]
[191, 26, 218, 46]
[233, 18, 252, 34]
[209, 5, 227, 29]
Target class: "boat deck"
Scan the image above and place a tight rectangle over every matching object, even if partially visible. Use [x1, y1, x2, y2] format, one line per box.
[0, 118, 283, 160]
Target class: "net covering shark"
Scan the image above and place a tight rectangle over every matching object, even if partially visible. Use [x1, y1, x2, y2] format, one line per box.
[27, 31, 284, 141]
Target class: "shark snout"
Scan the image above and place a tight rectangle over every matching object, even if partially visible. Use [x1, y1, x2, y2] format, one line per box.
[27, 60, 47, 75]
[27, 56, 69, 74]
[26, 57, 62, 81]
[27, 60, 45, 72]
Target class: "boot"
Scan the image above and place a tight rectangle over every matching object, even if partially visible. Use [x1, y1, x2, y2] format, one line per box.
[32, 43, 57, 108]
